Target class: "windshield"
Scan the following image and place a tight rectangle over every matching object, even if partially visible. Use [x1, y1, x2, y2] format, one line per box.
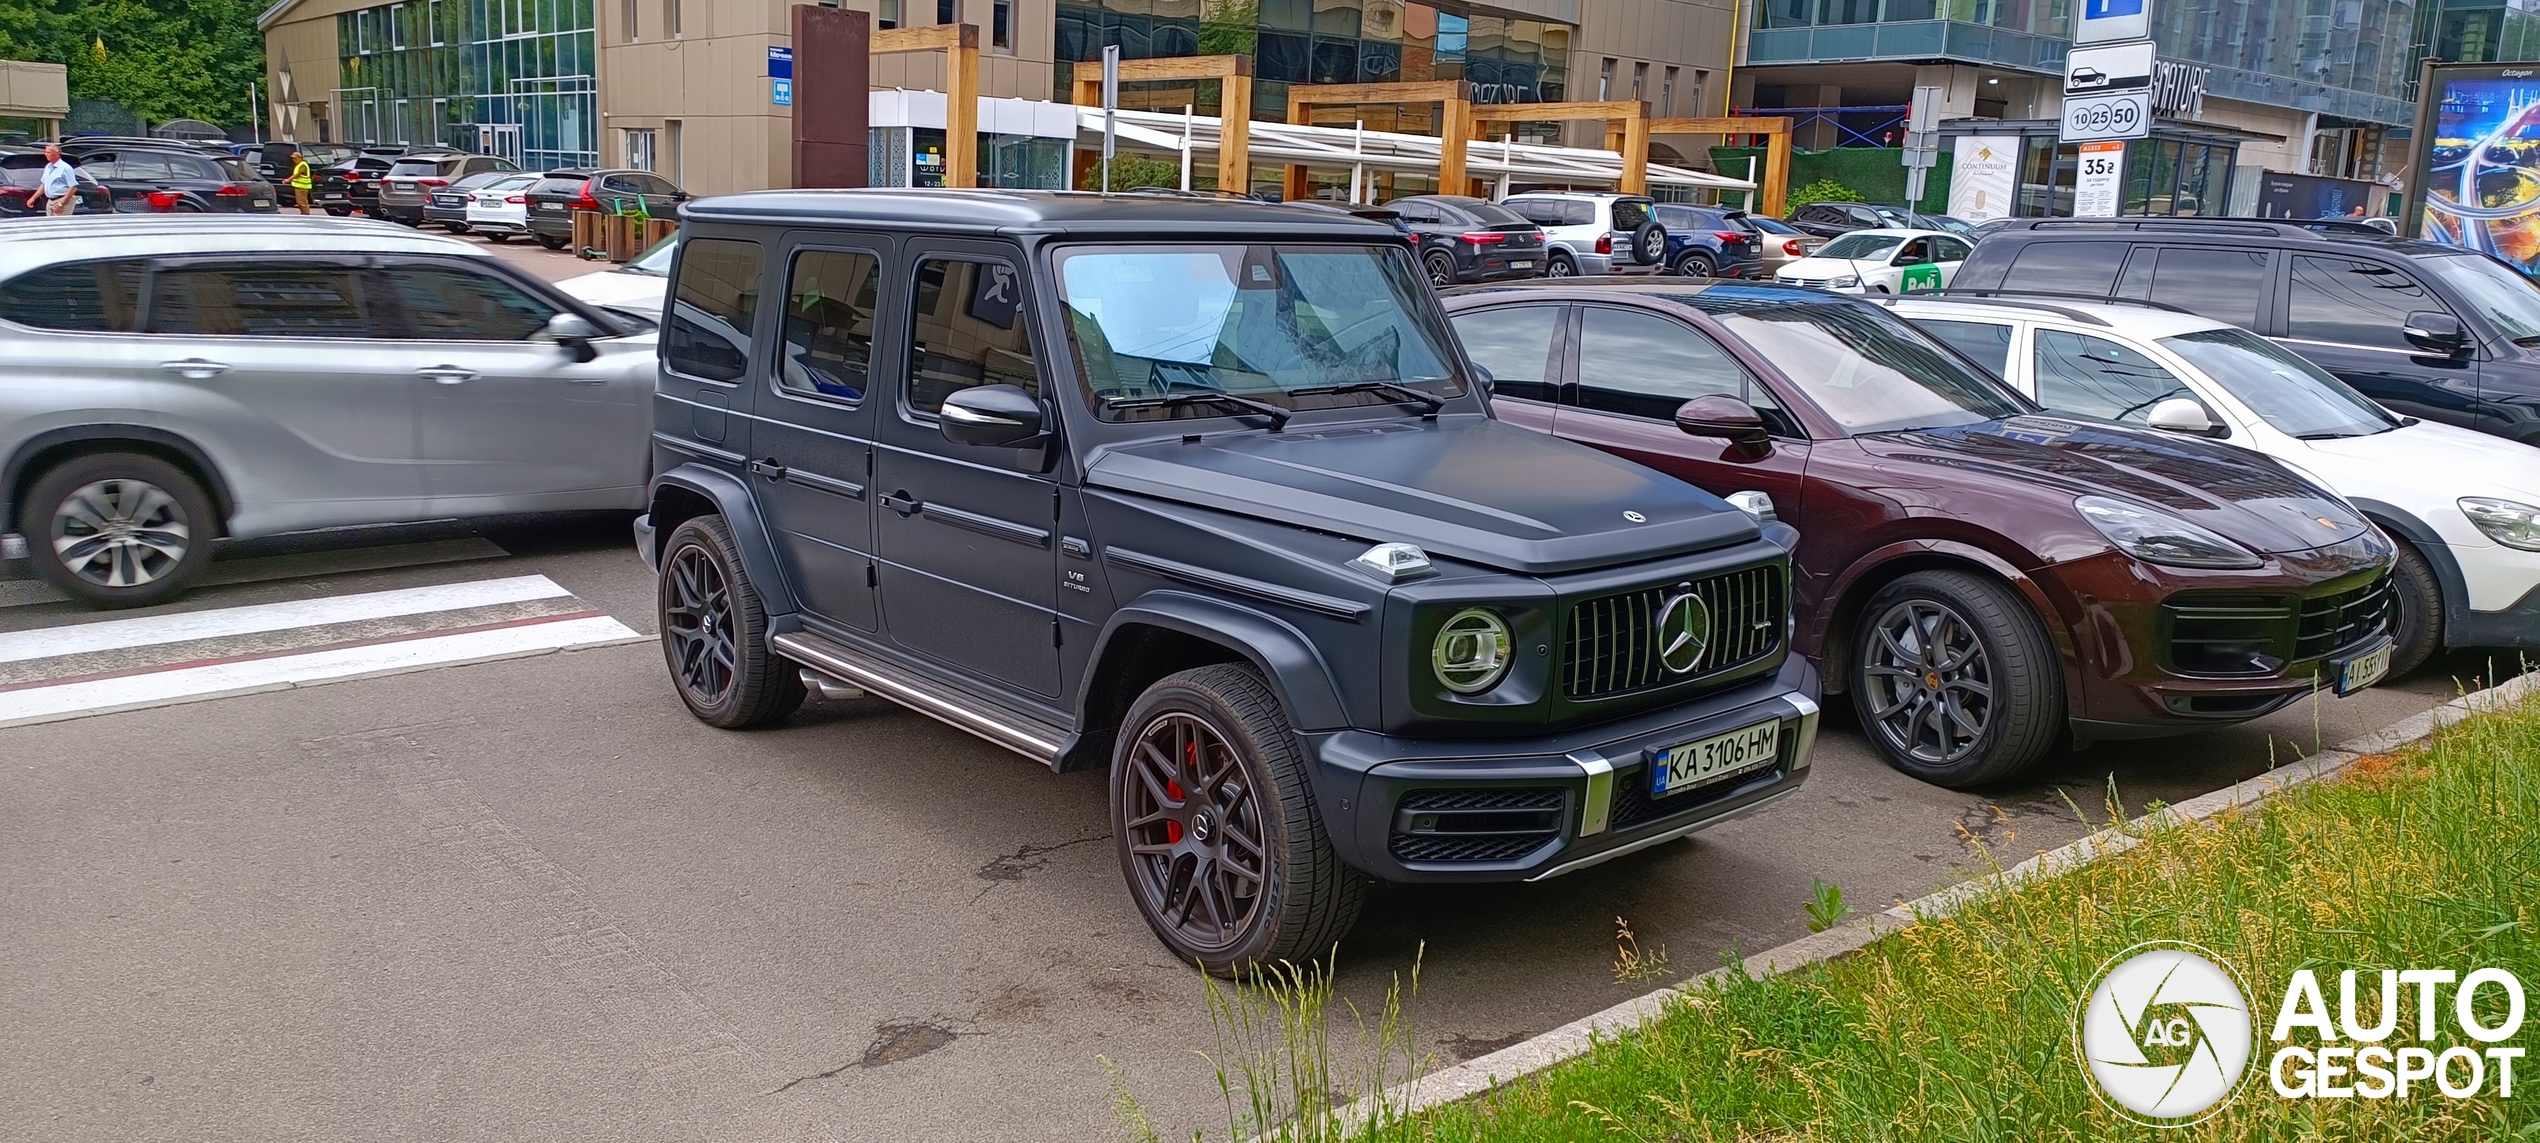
[482, 174, 536, 192]
[2423, 254, 2540, 345]
[625, 234, 680, 276]
[1697, 295, 2028, 433]
[2159, 327, 2396, 439]
[1056, 244, 1464, 423]
[1818, 233, 1905, 261]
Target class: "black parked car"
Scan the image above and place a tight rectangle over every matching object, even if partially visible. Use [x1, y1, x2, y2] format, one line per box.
[1385, 194, 1549, 285]
[1785, 201, 1892, 239]
[0, 146, 114, 216]
[376, 152, 520, 225]
[251, 141, 353, 184]
[313, 147, 452, 217]
[1950, 217, 2540, 447]
[636, 189, 1820, 974]
[523, 168, 686, 249]
[66, 145, 276, 213]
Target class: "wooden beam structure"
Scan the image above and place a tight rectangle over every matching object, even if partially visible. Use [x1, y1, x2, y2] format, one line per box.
[1284, 80, 1470, 200]
[874, 24, 981, 188]
[1069, 55, 1252, 193]
[1651, 115, 1792, 216]
[1473, 100, 1650, 194]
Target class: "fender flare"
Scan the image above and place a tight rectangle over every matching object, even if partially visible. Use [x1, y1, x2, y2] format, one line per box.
[2349, 497, 2470, 632]
[1818, 538, 2080, 694]
[645, 463, 799, 616]
[1087, 591, 1354, 733]
[2, 424, 238, 538]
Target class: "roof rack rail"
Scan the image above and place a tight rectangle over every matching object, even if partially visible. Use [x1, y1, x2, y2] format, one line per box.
[1994, 216, 2396, 239]
[1873, 293, 2111, 327]
[1931, 288, 2197, 317]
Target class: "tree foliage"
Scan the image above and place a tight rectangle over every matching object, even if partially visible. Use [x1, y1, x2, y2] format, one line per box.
[1784, 177, 1867, 210]
[1079, 153, 1181, 192]
[0, 0, 266, 128]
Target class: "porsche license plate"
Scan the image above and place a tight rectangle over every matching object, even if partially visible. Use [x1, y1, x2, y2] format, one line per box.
[2335, 639, 2391, 696]
[1650, 719, 1780, 797]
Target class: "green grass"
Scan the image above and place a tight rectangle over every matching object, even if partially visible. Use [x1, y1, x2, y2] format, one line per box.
[1363, 691, 2540, 1142]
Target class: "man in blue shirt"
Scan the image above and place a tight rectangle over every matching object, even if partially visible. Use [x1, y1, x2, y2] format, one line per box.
[39, 144, 77, 216]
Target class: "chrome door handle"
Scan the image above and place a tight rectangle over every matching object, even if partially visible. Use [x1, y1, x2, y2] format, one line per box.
[879, 491, 921, 517]
[159, 359, 229, 379]
[417, 365, 479, 384]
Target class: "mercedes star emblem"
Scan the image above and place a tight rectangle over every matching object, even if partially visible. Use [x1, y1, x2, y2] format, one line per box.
[1654, 588, 1712, 674]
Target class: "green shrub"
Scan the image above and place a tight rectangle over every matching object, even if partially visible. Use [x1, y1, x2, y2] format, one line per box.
[1784, 177, 1866, 209]
[1079, 154, 1182, 192]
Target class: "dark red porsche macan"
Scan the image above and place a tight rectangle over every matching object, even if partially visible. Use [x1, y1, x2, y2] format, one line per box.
[1444, 280, 2397, 787]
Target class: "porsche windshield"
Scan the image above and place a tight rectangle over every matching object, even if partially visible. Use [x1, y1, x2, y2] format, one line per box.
[1055, 244, 1464, 423]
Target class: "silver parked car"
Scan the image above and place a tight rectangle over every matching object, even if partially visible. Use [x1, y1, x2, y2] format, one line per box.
[0, 216, 656, 606]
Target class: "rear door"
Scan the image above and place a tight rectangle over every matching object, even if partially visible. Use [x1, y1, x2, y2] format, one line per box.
[747, 234, 891, 631]
[2116, 244, 2275, 330]
[1447, 302, 1567, 435]
[2273, 253, 2481, 429]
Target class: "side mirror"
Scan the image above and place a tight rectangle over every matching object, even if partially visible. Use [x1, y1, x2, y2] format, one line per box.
[2146, 397, 2228, 438]
[1674, 394, 1772, 458]
[2402, 311, 2467, 356]
[1468, 364, 1495, 397]
[940, 384, 1046, 447]
[545, 311, 600, 363]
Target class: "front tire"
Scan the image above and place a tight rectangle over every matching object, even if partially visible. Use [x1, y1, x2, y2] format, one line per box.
[1851, 570, 2063, 787]
[485, 231, 509, 243]
[24, 452, 217, 609]
[444, 221, 471, 234]
[1111, 664, 1366, 976]
[1423, 250, 1457, 287]
[2386, 539, 2443, 678]
[658, 515, 805, 728]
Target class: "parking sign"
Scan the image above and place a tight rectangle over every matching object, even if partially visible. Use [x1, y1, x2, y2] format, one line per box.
[2060, 91, 2149, 143]
[773, 78, 793, 106]
[2077, 0, 2150, 43]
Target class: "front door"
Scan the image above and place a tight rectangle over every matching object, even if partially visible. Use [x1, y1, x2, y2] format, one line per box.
[748, 237, 890, 631]
[1446, 302, 1567, 435]
[373, 258, 649, 510]
[871, 244, 1061, 698]
[2276, 253, 2484, 429]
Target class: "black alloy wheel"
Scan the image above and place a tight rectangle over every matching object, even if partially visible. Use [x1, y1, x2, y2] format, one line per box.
[657, 515, 804, 728]
[1423, 249, 1457, 287]
[1861, 597, 1994, 767]
[1121, 710, 1271, 955]
[1850, 570, 2061, 787]
[1674, 251, 1715, 279]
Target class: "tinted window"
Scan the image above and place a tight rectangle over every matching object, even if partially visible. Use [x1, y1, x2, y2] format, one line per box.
[148, 264, 385, 338]
[2284, 256, 2435, 350]
[2001, 241, 2127, 296]
[666, 238, 762, 382]
[1451, 305, 1562, 403]
[1914, 318, 2013, 379]
[1689, 294, 2024, 433]
[780, 248, 882, 403]
[908, 257, 1039, 414]
[2136, 246, 2268, 328]
[214, 157, 257, 182]
[1462, 200, 1527, 227]
[0, 261, 144, 332]
[2031, 329, 2190, 425]
[1610, 199, 1653, 231]
[388, 158, 455, 177]
[1575, 305, 1752, 418]
[1507, 199, 1589, 227]
[104, 153, 175, 180]
[381, 264, 558, 339]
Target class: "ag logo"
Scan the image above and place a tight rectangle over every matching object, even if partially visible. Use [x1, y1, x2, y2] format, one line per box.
[2076, 942, 2254, 1126]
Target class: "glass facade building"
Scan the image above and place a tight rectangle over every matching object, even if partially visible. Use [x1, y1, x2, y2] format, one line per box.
[336, 0, 600, 171]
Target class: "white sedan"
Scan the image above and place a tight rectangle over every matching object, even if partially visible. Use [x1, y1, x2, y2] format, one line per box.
[553, 232, 675, 323]
[1888, 294, 2540, 678]
[461, 173, 541, 242]
[1775, 227, 1971, 294]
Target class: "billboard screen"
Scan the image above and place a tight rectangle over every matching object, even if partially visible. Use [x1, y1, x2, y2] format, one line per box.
[2415, 63, 2540, 274]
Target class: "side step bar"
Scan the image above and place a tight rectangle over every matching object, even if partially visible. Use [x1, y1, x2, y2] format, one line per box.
[771, 631, 1066, 765]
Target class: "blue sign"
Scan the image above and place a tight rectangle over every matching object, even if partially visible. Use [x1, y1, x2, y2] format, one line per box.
[2074, 0, 2150, 43]
[773, 78, 793, 106]
[2083, 0, 2142, 16]
[769, 46, 794, 79]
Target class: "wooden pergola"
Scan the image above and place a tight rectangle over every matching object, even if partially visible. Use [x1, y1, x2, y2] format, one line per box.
[1068, 54, 1254, 193]
[1471, 101, 1650, 194]
[874, 24, 980, 188]
[1651, 116, 1794, 216]
[1283, 80, 1471, 201]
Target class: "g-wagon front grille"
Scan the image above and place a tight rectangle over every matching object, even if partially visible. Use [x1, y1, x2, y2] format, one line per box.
[2297, 574, 2392, 660]
[1561, 565, 1784, 701]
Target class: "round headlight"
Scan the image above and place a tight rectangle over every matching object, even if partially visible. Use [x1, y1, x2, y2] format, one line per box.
[1431, 608, 1513, 694]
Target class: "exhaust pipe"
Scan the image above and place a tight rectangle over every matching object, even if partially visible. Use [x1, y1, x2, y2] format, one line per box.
[799, 668, 867, 702]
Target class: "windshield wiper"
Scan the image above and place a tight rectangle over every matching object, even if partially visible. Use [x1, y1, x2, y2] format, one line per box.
[1287, 380, 1445, 417]
[1101, 391, 1293, 431]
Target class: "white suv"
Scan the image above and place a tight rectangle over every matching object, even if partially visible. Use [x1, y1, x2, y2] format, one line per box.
[1500, 192, 1666, 277]
[1886, 294, 2540, 678]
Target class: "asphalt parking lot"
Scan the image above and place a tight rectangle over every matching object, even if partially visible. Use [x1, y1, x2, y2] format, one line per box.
[2, 500, 2517, 1143]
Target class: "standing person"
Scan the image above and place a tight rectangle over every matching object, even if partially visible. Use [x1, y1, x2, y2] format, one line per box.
[38, 144, 77, 217]
[287, 150, 314, 215]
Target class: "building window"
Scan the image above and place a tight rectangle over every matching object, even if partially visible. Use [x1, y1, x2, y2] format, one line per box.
[667, 0, 681, 37]
[427, 0, 444, 45]
[1661, 66, 1677, 116]
[666, 120, 683, 185]
[622, 0, 638, 41]
[389, 2, 407, 48]
[1632, 62, 1648, 102]
[626, 128, 657, 171]
[938, 0, 956, 25]
[880, 0, 901, 29]
[1598, 58, 1615, 101]
[1694, 70, 1711, 116]
[992, 0, 1012, 49]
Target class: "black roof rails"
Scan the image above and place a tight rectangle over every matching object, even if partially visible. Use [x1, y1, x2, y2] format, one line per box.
[1873, 293, 2111, 327]
[1931, 287, 2197, 317]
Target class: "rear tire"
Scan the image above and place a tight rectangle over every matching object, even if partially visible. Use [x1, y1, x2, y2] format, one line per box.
[485, 232, 509, 243]
[2386, 539, 2443, 678]
[1423, 250, 1457, 287]
[1850, 570, 2063, 788]
[325, 207, 351, 217]
[536, 234, 568, 251]
[658, 515, 805, 728]
[1548, 252, 1578, 278]
[23, 452, 217, 609]
[1112, 664, 1366, 976]
[444, 221, 471, 234]
[1672, 251, 1716, 279]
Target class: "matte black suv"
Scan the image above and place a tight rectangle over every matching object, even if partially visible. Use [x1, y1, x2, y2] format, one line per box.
[635, 189, 1820, 973]
[60, 145, 276, 213]
[1951, 218, 2540, 447]
[1386, 194, 1551, 285]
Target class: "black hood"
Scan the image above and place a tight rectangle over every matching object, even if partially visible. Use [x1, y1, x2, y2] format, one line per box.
[1085, 416, 1759, 574]
[1866, 415, 2373, 555]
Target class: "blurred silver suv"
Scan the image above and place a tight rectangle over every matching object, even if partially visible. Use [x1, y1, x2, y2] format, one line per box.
[0, 216, 656, 606]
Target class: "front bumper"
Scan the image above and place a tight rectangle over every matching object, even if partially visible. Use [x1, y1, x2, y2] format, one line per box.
[632, 513, 658, 573]
[376, 201, 426, 223]
[2455, 581, 2540, 651]
[1311, 655, 1820, 883]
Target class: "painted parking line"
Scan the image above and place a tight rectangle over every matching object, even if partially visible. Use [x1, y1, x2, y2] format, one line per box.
[0, 575, 573, 664]
[0, 537, 509, 610]
[0, 612, 642, 729]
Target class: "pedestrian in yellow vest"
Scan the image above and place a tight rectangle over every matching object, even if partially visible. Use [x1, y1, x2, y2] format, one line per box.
[288, 151, 313, 215]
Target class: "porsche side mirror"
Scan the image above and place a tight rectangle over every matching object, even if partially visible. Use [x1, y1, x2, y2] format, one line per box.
[1675, 395, 1772, 458]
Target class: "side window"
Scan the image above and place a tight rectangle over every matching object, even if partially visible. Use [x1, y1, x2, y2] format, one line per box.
[1895, 238, 1934, 265]
[1915, 318, 2014, 380]
[779, 248, 882, 403]
[906, 256, 1038, 414]
[0, 260, 145, 332]
[2141, 246, 2269, 328]
[147, 263, 385, 338]
[1575, 305, 1754, 419]
[1933, 237, 1972, 263]
[380, 264, 558, 339]
[2001, 241, 2128, 296]
[665, 237, 762, 382]
[78, 153, 118, 179]
[1450, 305, 1562, 403]
[2286, 256, 2437, 350]
[2031, 329, 2189, 425]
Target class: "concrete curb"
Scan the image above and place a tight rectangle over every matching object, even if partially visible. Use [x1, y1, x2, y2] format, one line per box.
[1349, 670, 2538, 1127]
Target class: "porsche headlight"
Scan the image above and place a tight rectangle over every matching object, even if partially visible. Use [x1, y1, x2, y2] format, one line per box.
[2075, 495, 2264, 570]
[1431, 608, 1513, 694]
[2461, 497, 2540, 551]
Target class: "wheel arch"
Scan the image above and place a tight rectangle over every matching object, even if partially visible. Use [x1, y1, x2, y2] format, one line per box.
[643, 463, 798, 617]
[2348, 497, 2469, 633]
[3, 425, 236, 539]
[1818, 541, 2075, 697]
[1064, 592, 1353, 773]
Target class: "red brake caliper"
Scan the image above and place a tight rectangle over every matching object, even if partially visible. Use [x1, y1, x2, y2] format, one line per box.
[1164, 775, 1186, 844]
